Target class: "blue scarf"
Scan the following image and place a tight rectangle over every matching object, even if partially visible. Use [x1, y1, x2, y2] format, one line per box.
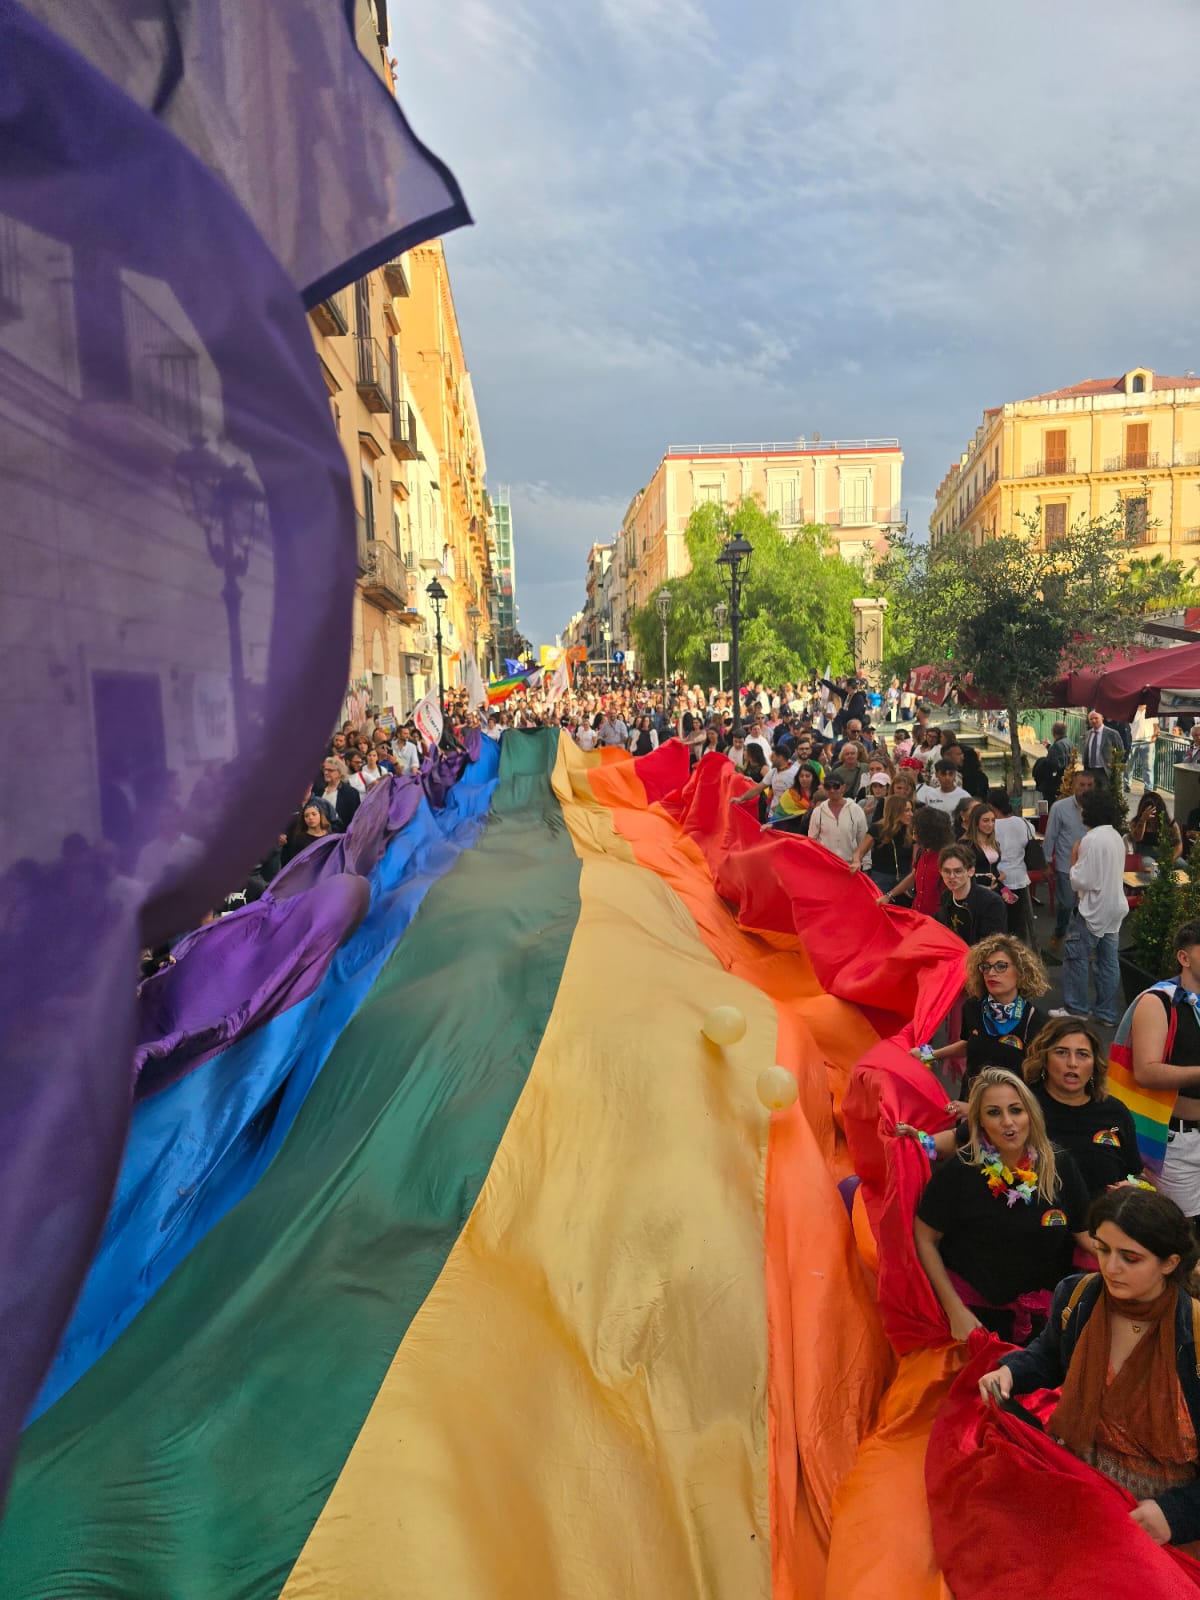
[981, 995, 1027, 1039]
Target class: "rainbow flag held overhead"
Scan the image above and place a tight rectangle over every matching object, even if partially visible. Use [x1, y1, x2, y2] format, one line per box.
[1, 733, 980, 1600]
[486, 665, 541, 704]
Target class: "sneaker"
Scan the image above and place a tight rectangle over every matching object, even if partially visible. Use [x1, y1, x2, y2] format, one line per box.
[1048, 1007, 1079, 1018]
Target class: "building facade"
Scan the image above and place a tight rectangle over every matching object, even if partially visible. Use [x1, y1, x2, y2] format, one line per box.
[932, 368, 1200, 553]
[582, 541, 614, 656]
[304, 9, 499, 719]
[621, 439, 904, 621]
[490, 486, 520, 662]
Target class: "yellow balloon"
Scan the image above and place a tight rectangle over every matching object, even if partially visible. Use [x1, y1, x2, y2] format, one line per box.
[757, 1065, 798, 1111]
[701, 1005, 747, 1046]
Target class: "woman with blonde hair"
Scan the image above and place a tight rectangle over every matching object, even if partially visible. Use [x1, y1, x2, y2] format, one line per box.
[850, 794, 913, 893]
[910, 932, 1050, 1103]
[962, 801, 1002, 894]
[914, 1067, 1091, 1344]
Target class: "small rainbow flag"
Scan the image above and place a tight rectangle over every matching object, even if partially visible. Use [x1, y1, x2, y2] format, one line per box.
[486, 666, 540, 705]
[1106, 980, 1181, 1175]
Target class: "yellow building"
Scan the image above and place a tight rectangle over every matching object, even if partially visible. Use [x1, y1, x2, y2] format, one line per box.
[932, 368, 1200, 552]
[305, 4, 496, 719]
[621, 439, 904, 620]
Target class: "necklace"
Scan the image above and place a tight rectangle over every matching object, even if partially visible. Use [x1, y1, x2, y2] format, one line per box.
[979, 1141, 1039, 1206]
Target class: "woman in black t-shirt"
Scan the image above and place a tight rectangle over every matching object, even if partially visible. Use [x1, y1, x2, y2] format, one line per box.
[849, 795, 913, 894]
[1022, 1016, 1144, 1198]
[914, 1068, 1091, 1344]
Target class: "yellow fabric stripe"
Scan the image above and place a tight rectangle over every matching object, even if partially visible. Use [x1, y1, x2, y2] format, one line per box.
[282, 736, 773, 1600]
[1108, 1065, 1175, 1122]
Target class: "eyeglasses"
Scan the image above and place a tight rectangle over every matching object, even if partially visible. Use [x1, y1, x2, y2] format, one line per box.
[980, 960, 1012, 975]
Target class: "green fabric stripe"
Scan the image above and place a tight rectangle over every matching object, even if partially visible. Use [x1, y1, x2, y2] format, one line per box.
[0, 730, 578, 1600]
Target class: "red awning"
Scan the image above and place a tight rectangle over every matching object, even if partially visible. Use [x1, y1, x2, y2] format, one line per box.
[1043, 641, 1200, 719]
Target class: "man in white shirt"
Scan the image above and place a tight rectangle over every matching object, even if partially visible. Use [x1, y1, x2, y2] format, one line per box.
[1054, 789, 1127, 1025]
[391, 727, 420, 775]
[916, 760, 967, 816]
[598, 710, 628, 747]
[807, 774, 867, 862]
[744, 715, 772, 767]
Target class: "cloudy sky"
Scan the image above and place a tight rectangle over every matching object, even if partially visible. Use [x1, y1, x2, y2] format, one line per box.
[398, 0, 1200, 647]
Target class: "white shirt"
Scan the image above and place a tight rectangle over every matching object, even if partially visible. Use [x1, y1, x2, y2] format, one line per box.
[994, 815, 1033, 891]
[393, 742, 420, 775]
[916, 782, 966, 815]
[575, 725, 598, 751]
[745, 734, 772, 765]
[808, 798, 867, 861]
[1069, 824, 1128, 936]
[767, 761, 800, 813]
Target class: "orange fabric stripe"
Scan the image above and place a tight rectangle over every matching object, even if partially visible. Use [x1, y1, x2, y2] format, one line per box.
[582, 753, 893, 1600]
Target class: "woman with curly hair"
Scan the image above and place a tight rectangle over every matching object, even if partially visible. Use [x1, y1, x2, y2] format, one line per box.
[910, 932, 1050, 1103]
[1023, 1015, 1144, 1199]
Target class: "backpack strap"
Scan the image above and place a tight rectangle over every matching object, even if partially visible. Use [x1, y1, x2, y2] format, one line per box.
[1062, 1272, 1099, 1330]
[1191, 1296, 1200, 1381]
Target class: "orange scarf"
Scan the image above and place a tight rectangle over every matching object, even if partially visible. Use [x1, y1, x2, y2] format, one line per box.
[1051, 1283, 1193, 1473]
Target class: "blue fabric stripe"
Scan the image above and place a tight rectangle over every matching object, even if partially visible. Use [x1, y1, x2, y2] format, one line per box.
[32, 742, 500, 1420]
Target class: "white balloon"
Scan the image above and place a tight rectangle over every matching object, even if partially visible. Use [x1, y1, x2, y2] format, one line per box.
[757, 1065, 798, 1111]
[701, 1005, 747, 1046]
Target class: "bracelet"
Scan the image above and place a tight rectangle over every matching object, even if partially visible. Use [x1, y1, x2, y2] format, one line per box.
[1124, 1175, 1155, 1190]
[917, 1131, 938, 1162]
[916, 1044, 936, 1064]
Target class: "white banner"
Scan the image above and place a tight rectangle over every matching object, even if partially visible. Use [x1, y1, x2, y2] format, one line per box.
[709, 642, 729, 663]
[413, 690, 443, 748]
[463, 653, 487, 711]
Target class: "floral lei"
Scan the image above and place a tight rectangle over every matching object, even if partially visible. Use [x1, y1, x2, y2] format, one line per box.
[980, 1141, 1038, 1206]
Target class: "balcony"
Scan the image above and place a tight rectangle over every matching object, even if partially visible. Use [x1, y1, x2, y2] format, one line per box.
[356, 512, 369, 574]
[1183, 528, 1200, 544]
[310, 290, 349, 336]
[355, 336, 390, 412]
[1183, 451, 1200, 467]
[823, 505, 907, 528]
[389, 399, 417, 461]
[360, 538, 413, 612]
[1023, 458, 1077, 477]
[1103, 452, 1159, 472]
[382, 257, 411, 297]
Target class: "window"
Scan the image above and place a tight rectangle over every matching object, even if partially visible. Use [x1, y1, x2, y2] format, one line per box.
[354, 278, 370, 337]
[1125, 496, 1149, 543]
[1044, 429, 1067, 473]
[768, 477, 800, 526]
[361, 468, 375, 538]
[1044, 503, 1067, 542]
[1126, 423, 1150, 470]
[695, 482, 722, 505]
[842, 475, 871, 525]
[1132, 374, 1145, 393]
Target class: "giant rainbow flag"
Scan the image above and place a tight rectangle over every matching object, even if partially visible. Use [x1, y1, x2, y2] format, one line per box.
[5, 734, 1200, 1599]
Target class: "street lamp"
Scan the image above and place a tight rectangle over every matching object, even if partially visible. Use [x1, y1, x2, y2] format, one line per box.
[716, 529, 753, 735]
[173, 435, 267, 750]
[655, 588, 671, 696]
[712, 600, 728, 695]
[426, 575, 449, 724]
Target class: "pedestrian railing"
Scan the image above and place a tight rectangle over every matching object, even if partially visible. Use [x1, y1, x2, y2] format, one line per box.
[1152, 736, 1191, 796]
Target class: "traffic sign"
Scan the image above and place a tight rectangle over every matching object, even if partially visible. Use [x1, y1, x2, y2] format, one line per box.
[710, 642, 730, 663]
[612, 649, 625, 663]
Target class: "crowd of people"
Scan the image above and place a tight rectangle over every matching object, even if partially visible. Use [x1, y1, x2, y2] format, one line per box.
[127, 661, 1200, 1549]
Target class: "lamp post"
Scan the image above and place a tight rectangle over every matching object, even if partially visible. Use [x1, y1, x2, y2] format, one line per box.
[716, 527, 753, 736]
[712, 600, 728, 695]
[426, 575, 448, 724]
[655, 587, 671, 697]
[174, 436, 267, 751]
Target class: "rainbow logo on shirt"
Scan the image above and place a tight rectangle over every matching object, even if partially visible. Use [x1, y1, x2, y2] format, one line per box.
[1041, 1209, 1067, 1227]
[1092, 1128, 1120, 1146]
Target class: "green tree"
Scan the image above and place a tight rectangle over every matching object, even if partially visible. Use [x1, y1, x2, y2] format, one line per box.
[875, 503, 1199, 796]
[628, 498, 869, 689]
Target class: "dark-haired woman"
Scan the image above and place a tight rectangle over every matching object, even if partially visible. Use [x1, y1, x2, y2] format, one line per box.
[980, 1188, 1200, 1549]
[878, 804, 954, 914]
[849, 796, 913, 895]
[1023, 1015, 1143, 1199]
[1129, 790, 1183, 871]
[960, 745, 990, 801]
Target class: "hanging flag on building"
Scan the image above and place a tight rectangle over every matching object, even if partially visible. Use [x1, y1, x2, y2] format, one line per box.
[413, 691, 444, 748]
